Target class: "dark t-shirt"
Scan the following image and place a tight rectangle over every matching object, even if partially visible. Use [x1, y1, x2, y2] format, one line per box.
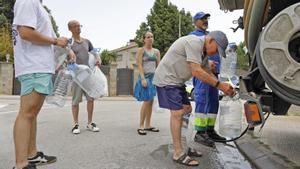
[71, 38, 93, 66]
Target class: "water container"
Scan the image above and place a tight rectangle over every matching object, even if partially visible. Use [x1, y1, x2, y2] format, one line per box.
[54, 46, 68, 70]
[46, 68, 73, 107]
[220, 51, 237, 79]
[218, 95, 243, 138]
[68, 63, 105, 99]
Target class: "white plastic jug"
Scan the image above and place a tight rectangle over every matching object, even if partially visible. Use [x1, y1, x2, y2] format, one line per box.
[218, 95, 243, 138]
[46, 68, 72, 107]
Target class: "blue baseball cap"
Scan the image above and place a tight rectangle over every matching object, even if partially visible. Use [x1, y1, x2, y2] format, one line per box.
[193, 12, 210, 21]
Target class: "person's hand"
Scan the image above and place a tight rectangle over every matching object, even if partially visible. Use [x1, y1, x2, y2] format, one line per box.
[95, 58, 101, 67]
[218, 82, 235, 97]
[209, 61, 218, 73]
[141, 79, 148, 88]
[55, 37, 68, 48]
[68, 49, 76, 63]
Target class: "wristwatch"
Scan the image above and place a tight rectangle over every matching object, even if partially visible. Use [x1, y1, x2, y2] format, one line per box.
[53, 38, 58, 45]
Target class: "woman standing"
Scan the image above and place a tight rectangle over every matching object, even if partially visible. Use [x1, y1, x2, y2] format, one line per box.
[134, 32, 161, 135]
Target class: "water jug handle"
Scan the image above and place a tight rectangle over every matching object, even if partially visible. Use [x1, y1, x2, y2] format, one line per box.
[67, 63, 77, 71]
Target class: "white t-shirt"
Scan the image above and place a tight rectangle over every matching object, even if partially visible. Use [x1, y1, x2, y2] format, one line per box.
[13, 0, 56, 77]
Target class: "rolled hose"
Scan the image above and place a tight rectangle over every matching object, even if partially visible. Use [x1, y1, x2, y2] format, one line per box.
[256, 37, 300, 106]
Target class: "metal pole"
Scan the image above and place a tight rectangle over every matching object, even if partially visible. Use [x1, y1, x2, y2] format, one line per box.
[178, 12, 181, 38]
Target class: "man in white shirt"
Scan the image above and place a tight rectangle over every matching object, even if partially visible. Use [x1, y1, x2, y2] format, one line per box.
[12, 0, 74, 168]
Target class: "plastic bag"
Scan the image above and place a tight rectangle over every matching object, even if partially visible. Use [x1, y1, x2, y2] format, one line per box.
[92, 66, 108, 97]
[68, 64, 107, 99]
[89, 48, 101, 70]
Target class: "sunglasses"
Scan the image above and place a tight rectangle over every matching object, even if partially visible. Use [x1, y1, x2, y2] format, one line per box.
[72, 24, 83, 28]
[200, 17, 210, 21]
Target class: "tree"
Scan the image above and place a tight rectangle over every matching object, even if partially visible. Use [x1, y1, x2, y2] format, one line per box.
[0, 23, 13, 62]
[236, 41, 250, 70]
[0, 0, 15, 24]
[100, 49, 117, 65]
[135, 0, 194, 56]
[43, 6, 60, 37]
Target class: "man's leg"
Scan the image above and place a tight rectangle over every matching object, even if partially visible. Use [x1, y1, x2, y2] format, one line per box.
[72, 104, 80, 124]
[87, 100, 94, 124]
[171, 105, 191, 157]
[170, 108, 185, 158]
[86, 96, 99, 132]
[14, 91, 45, 168]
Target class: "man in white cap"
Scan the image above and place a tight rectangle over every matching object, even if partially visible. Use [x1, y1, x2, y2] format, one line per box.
[153, 30, 234, 166]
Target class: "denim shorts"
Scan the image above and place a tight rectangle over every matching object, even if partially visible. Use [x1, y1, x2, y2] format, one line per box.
[156, 85, 190, 110]
[17, 73, 53, 96]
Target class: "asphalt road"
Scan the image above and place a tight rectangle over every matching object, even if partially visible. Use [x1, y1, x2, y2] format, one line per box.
[0, 96, 252, 169]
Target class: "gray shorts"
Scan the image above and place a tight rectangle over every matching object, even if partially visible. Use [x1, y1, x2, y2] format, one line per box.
[72, 82, 94, 105]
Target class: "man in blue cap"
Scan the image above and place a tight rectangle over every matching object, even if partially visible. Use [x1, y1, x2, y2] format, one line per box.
[190, 11, 227, 147]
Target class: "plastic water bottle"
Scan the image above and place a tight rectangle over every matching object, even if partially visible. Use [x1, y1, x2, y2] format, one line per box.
[220, 51, 237, 79]
[88, 48, 101, 69]
[46, 68, 73, 107]
[68, 63, 103, 99]
[218, 95, 243, 138]
[53, 46, 68, 70]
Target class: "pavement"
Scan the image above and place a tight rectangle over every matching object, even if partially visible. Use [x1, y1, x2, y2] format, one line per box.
[1, 95, 246, 169]
[235, 115, 300, 169]
[2, 94, 299, 169]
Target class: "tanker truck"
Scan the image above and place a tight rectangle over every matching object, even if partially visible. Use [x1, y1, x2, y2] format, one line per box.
[218, 0, 300, 116]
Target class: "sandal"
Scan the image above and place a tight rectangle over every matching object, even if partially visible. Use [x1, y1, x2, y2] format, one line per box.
[137, 129, 147, 135]
[144, 127, 159, 132]
[173, 153, 199, 166]
[187, 147, 203, 157]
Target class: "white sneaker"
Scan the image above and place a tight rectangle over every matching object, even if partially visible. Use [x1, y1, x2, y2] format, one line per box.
[72, 124, 80, 134]
[87, 123, 99, 132]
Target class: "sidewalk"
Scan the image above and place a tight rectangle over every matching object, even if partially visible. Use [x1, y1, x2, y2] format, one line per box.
[235, 132, 298, 169]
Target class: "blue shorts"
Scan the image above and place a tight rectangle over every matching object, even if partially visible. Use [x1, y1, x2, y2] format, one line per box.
[156, 85, 190, 110]
[17, 73, 53, 96]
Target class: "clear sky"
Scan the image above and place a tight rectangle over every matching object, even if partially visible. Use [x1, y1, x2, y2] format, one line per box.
[43, 0, 244, 51]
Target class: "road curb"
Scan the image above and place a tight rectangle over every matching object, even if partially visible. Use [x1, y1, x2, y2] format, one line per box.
[235, 132, 297, 169]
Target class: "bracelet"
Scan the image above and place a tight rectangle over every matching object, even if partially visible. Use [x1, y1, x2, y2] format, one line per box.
[214, 80, 220, 88]
[53, 38, 58, 45]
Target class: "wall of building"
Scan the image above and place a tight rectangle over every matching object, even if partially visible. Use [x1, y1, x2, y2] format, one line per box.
[0, 62, 13, 94]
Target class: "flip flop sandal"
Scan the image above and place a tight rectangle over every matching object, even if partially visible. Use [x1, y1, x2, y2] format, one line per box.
[137, 129, 147, 135]
[144, 127, 159, 132]
[187, 147, 203, 157]
[173, 153, 199, 166]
